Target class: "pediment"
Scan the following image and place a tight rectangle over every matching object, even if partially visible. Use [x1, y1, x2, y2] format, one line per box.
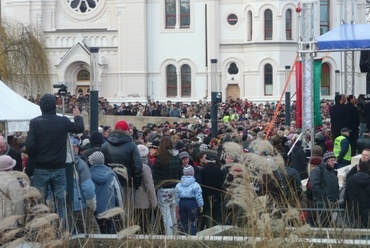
[55, 41, 90, 68]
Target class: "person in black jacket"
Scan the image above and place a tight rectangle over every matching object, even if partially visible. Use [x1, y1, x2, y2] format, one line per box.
[330, 95, 348, 140]
[344, 160, 370, 228]
[100, 119, 143, 210]
[310, 152, 340, 227]
[26, 93, 85, 223]
[289, 140, 308, 180]
[345, 95, 360, 156]
[356, 129, 370, 154]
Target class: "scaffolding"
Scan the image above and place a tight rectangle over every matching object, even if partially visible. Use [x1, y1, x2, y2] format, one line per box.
[298, 1, 316, 149]
[343, 0, 356, 95]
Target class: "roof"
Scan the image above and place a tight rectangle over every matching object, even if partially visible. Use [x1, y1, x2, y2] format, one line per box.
[317, 23, 370, 51]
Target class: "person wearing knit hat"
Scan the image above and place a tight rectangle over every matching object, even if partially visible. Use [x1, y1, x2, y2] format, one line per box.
[101, 117, 143, 191]
[115, 120, 130, 131]
[89, 151, 123, 233]
[0, 155, 25, 228]
[183, 165, 194, 177]
[323, 152, 336, 164]
[309, 150, 339, 227]
[134, 144, 157, 232]
[175, 164, 204, 235]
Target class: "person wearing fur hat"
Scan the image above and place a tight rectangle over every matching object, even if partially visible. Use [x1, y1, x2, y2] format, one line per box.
[0, 155, 25, 228]
[310, 151, 339, 227]
[175, 165, 204, 235]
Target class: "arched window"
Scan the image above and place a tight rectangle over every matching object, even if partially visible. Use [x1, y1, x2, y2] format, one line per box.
[77, 69, 90, 81]
[181, 64, 191, 97]
[166, 65, 177, 97]
[320, 0, 330, 35]
[264, 9, 273, 40]
[247, 10, 253, 41]
[321, 63, 330, 95]
[285, 9, 292, 40]
[264, 64, 273, 96]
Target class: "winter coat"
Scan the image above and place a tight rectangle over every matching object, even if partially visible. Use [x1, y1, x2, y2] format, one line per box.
[345, 170, 370, 223]
[329, 103, 348, 139]
[290, 145, 308, 180]
[135, 163, 157, 209]
[153, 150, 182, 188]
[26, 94, 84, 169]
[73, 156, 96, 212]
[0, 172, 24, 228]
[101, 130, 143, 189]
[201, 162, 223, 199]
[90, 164, 123, 214]
[175, 176, 204, 207]
[310, 164, 339, 207]
[357, 137, 370, 154]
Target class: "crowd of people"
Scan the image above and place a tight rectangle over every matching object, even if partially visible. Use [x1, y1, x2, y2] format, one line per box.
[1, 92, 370, 237]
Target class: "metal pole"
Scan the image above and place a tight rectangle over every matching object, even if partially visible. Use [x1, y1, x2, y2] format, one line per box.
[335, 70, 340, 96]
[90, 47, 99, 133]
[210, 59, 218, 138]
[285, 65, 291, 126]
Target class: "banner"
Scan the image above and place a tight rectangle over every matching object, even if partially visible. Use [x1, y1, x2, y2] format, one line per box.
[314, 59, 323, 127]
[295, 61, 302, 128]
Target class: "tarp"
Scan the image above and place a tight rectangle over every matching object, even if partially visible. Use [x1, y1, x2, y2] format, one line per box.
[0, 80, 41, 133]
[317, 23, 370, 51]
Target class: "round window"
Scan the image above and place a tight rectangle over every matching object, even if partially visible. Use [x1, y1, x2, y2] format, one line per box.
[227, 14, 238, 25]
[67, 0, 100, 14]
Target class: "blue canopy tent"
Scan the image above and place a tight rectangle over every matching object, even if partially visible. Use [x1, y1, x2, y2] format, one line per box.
[317, 23, 370, 51]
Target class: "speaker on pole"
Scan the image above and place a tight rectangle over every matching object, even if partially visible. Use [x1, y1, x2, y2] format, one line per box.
[360, 50, 370, 73]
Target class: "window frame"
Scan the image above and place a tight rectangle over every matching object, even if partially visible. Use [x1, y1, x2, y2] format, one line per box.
[264, 9, 273, 40]
[181, 64, 191, 97]
[320, 0, 330, 35]
[285, 9, 292, 40]
[321, 62, 330, 96]
[165, 0, 176, 28]
[166, 64, 177, 97]
[264, 64, 273, 96]
[180, 0, 190, 28]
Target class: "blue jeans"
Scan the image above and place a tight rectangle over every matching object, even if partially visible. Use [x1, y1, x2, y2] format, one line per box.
[32, 168, 66, 223]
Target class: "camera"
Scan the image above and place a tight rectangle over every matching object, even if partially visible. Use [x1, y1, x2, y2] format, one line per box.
[53, 84, 67, 96]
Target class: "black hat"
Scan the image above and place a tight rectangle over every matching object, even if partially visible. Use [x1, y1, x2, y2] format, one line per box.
[89, 131, 105, 146]
[148, 140, 160, 149]
[341, 127, 351, 133]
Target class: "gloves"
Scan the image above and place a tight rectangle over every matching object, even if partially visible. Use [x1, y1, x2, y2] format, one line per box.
[86, 196, 97, 212]
[199, 206, 203, 213]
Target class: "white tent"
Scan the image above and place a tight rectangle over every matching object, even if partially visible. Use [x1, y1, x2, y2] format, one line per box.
[0, 80, 41, 133]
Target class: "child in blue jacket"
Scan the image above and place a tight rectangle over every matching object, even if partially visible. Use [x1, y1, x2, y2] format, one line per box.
[175, 165, 204, 235]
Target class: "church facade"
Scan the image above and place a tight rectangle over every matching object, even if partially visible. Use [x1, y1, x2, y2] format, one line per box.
[2, 0, 368, 103]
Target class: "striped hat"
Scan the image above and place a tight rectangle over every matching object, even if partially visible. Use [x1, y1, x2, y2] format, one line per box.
[183, 165, 194, 177]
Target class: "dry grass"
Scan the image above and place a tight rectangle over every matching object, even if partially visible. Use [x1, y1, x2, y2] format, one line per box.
[1, 157, 369, 247]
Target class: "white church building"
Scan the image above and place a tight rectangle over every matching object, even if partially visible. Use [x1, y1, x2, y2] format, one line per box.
[1, 0, 369, 104]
